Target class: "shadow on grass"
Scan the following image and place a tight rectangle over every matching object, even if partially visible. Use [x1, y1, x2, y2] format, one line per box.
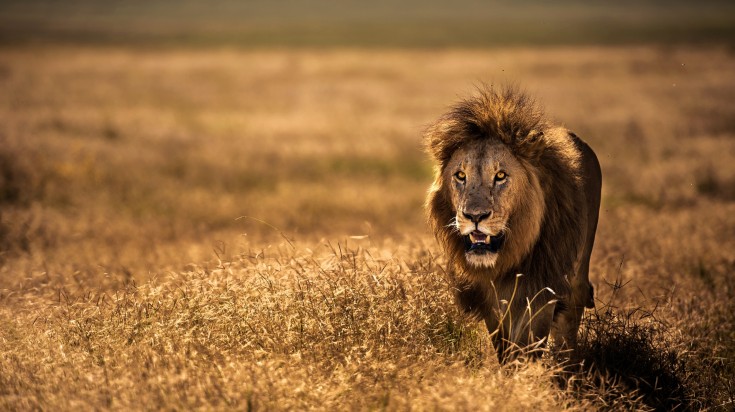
[575, 306, 688, 410]
[570, 280, 734, 411]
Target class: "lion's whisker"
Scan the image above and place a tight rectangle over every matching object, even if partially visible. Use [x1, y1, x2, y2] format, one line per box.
[445, 217, 460, 232]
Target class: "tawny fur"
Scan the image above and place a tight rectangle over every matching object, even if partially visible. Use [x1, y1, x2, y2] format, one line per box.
[425, 85, 601, 361]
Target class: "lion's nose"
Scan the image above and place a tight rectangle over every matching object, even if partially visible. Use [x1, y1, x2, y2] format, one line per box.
[462, 211, 492, 223]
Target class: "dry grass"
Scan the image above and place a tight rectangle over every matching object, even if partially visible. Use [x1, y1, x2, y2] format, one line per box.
[0, 243, 595, 410]
[1, 45, 734, 410]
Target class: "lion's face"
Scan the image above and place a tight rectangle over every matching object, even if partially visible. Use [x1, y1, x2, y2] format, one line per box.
[444, 139, 533, 268]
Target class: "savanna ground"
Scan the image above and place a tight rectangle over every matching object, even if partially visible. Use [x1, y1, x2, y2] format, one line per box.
[2, 5, 735, 410]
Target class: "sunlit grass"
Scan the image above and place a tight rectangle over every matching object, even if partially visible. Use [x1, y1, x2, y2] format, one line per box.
[1, 45, 734, 409]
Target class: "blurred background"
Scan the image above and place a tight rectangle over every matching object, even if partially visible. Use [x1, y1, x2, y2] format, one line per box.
[2, 0, 735, 47]
[1, 0, 734, 284]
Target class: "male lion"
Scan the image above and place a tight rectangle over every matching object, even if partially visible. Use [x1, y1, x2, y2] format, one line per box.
[425, 86, 601, 362]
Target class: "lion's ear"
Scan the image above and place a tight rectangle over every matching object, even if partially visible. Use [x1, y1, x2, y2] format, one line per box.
[424, 118, 464, 164]
[516, 129, 546, 160]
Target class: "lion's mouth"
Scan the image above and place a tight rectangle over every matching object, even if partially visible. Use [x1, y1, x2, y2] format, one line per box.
[465, 230, 505, 254]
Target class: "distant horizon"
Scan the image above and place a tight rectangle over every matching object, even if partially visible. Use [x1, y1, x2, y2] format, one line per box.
[2, 0, 734, 48]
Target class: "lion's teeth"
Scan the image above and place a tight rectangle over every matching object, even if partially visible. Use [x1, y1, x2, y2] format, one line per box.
[470, 232, 489, 243]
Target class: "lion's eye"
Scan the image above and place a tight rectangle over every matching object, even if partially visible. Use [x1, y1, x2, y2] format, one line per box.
[454, 171, 466, 182]
[495, 171, 507, 181]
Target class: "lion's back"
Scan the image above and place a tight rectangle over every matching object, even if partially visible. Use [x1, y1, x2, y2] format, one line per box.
[568, 131, 601, 308]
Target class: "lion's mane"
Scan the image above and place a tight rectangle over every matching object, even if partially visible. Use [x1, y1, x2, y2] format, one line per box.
[425, 86, 589, 318]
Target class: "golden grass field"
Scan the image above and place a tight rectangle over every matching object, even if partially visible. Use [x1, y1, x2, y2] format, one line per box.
[1, 44, 735, 410]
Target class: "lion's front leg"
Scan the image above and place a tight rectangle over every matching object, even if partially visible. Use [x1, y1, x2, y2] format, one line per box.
[550, 303, 584, 353]
[549, 285, 592, 364]
[485, 297, 556, 363]
[550, 275, 594, 360]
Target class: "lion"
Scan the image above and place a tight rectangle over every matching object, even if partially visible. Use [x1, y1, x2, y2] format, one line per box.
[425, 85, 601, 362]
